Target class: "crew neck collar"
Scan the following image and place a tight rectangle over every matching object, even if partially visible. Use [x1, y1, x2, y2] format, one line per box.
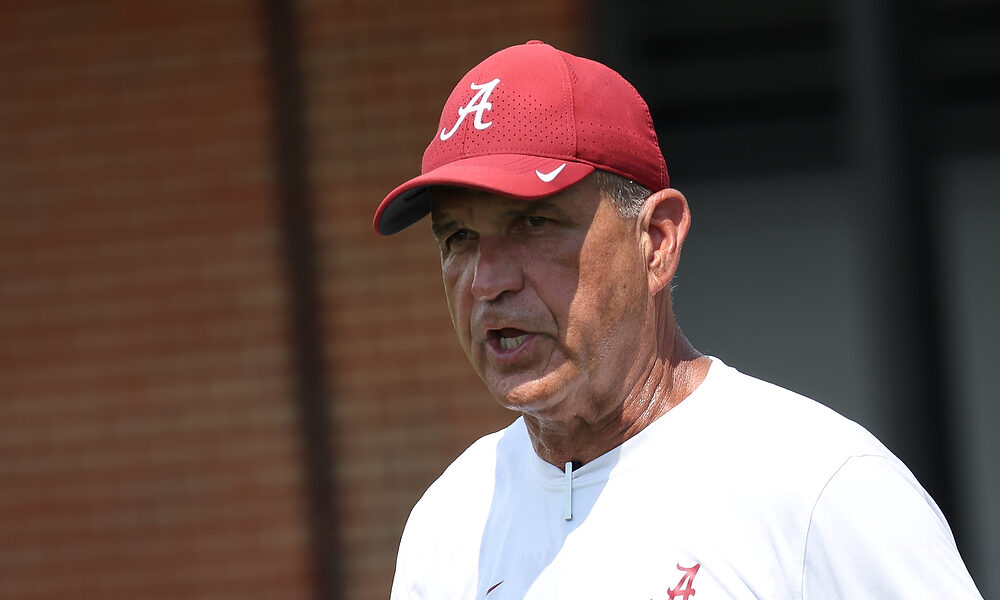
[523, 356, 726, 489]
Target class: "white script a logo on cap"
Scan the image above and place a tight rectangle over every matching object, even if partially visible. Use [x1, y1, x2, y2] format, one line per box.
[439, 78, 501, 141]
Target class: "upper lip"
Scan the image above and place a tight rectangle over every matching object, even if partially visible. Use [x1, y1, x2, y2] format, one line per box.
[474, 306, 549, 343]
[488, 327, 529, 343]
[476, 316, 540, 344]
[479, 324, 531, 343]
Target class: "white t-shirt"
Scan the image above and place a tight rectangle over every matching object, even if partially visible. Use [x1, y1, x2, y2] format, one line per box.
[391, 358, 982, 599]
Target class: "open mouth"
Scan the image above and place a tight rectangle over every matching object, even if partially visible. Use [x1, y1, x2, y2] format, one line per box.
[492, 328, 529, 351]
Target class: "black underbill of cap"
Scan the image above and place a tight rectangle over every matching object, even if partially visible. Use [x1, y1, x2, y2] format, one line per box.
[377, 187, 431, 235]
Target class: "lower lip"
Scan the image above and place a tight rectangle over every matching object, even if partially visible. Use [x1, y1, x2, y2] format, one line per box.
[488, 333, 536, 360]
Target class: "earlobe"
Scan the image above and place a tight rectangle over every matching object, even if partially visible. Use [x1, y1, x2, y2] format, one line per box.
[640, 188, 691, 296]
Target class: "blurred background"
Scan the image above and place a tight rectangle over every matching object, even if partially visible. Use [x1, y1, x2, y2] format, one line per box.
[1, 0, 997, 598]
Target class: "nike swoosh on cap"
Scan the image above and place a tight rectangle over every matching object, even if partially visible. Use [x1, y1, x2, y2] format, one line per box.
[535, 163, 567, 182]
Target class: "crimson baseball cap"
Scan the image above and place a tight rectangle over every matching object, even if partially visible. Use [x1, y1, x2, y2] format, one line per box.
[373, 40, 669, 235]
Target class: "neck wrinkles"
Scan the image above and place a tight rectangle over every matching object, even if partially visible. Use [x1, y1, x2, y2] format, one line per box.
[525, 331, 707, 468]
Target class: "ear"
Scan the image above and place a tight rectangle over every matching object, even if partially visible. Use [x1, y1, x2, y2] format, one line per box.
[638, 188, 691, 296]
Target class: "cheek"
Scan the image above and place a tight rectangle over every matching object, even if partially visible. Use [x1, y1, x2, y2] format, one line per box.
[524, 243, 580, 324]
[441, 259, 473, 340]
[576, 234, 647, 335]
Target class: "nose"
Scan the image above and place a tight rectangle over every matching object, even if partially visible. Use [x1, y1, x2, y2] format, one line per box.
[470, 235, 523, 302]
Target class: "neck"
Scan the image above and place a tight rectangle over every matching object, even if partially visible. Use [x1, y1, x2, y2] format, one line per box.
[523, 331, 709, 469]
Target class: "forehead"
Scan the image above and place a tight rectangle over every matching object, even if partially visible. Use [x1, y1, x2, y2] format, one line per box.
[430, 188, 525, 222]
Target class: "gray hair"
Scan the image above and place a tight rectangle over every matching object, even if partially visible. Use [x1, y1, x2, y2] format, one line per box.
[592, 170, 652, 219]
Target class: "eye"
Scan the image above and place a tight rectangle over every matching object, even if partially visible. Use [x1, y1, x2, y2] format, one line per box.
[510, 215, 553, 237]
[514, 216, 550, 232]
[445, 228, 478, 252]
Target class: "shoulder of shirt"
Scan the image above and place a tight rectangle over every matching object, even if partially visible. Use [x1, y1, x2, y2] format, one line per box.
[703, 357, 892, 456]
[404, 418, 525, 526]
[684, 359, 914, 509]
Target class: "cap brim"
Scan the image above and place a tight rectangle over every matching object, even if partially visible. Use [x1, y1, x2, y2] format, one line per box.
[373, 154, 595, 235]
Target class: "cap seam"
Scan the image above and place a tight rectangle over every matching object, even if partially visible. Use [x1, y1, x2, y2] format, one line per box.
[553, 47, 578, 160]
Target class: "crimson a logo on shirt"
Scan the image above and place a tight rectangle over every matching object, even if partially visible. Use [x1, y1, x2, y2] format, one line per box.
[661, 563, 700, 600]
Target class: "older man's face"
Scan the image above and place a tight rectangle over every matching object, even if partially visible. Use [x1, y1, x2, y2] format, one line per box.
[430, 179, 652, 422]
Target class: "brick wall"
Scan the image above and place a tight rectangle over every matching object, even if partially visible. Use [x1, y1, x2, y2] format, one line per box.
[0, 2, 312, 598]
[1, 1, 585, 599]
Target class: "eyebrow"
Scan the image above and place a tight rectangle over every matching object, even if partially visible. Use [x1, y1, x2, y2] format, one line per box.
[502, 200, 562, 218]
[430, 218, 458, 239]
[430, 198, 567, 238]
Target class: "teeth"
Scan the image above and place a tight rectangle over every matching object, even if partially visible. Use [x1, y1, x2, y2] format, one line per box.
[499, 334, 527, 350]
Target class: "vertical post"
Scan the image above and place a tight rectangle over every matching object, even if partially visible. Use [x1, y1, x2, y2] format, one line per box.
[837, 0, 957, 532]
[261, 0, 341, 597]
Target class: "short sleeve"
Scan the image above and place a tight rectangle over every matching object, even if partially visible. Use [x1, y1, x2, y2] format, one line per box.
[802, 455, 982, 599]
[389, 505, 424, 600]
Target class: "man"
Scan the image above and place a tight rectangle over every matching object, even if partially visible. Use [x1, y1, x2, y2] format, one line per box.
[374, 41, 982, 599]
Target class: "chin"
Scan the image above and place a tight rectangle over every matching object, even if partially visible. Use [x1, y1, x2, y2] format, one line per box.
[489, 377, 570, 419]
